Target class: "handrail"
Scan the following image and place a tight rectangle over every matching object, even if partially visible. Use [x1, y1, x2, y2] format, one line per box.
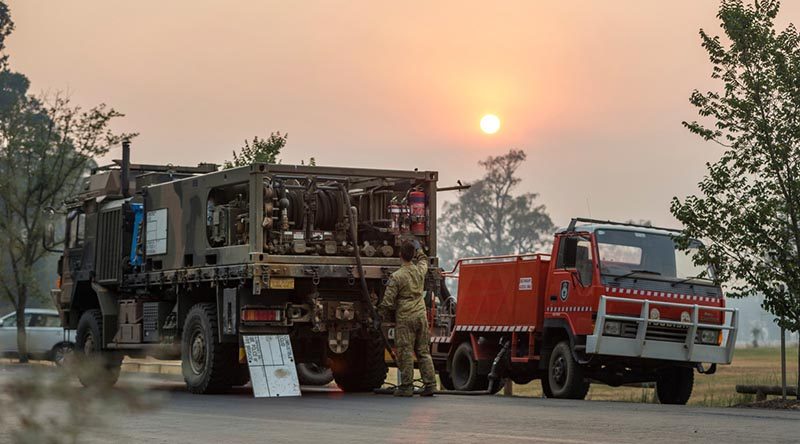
[441, 253, 551, 277]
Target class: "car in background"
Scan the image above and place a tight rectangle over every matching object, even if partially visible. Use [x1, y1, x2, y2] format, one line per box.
[0, 308, 74, 365]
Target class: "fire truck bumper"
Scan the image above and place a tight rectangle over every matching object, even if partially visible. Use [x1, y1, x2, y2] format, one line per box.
[586, 296, 739, 365]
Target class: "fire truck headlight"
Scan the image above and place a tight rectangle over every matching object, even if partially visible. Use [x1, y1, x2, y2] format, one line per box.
[699, 329, 718, 344]
[603, 321, 621, 336]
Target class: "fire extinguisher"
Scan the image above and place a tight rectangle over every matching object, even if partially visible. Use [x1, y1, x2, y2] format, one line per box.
[409, 190, 426, 235]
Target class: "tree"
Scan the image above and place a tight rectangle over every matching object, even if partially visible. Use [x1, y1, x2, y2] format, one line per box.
[438, 149, 554, 269]
[0, 2, 132, 362]
[224, 132, 287, 168]
[670, 0, 800, 397]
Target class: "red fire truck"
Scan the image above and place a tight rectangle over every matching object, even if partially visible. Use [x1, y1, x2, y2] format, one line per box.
[427, 219, 738, 404]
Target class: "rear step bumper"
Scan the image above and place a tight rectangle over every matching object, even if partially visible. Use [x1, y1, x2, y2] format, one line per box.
[586, 296, 738, 364]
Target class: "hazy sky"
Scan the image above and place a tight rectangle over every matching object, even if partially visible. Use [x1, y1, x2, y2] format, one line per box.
[8, 1, 800, 229]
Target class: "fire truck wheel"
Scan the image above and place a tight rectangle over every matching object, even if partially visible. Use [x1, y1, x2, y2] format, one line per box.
[296, 363, 334, 386]
[546, 341, 589, 399]
[330, 333, 388, 392]
[75, 309, 122, 388]
[656, 366, 694, 405]
[450, 342, 489, 391]
[181, 303, 238, 394]
[438, 370, 455, 390]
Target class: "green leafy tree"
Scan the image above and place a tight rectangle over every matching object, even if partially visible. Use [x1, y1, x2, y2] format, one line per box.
[224, 132, 287, 168]
[0, 2, 132, 362]
[439, 149, 554, 269]
[670, 0, 800, 395]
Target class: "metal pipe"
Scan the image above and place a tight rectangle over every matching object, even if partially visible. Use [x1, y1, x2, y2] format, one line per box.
[121, 140, 131, 198]
[336, 183, 397, 364]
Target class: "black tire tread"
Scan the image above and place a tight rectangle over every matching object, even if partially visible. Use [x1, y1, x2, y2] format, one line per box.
[331, 332, 388, 392]
[76, 309, 122, 387]
[182, 303, 240, 394]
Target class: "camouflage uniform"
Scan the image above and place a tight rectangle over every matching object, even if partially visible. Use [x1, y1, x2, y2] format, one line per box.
[378, 249, 436, 394]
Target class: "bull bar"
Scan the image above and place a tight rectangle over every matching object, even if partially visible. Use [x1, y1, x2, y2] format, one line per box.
[586, 296, 738, 364]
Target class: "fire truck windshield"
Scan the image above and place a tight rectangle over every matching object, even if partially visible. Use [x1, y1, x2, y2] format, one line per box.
[596, 229, 714, 284]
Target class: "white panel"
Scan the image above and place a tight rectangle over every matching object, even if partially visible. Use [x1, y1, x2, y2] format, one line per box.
[243, 335, 301, 398]
[518, 277, 533, 291]
[145, 208, 168, 256]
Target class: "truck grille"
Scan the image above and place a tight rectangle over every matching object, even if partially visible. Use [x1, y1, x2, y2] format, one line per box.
[96, 208, 122, 283]
[619, 321, 691, 343]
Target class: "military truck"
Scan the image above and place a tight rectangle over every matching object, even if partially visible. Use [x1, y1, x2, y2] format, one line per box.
[51, 142, 439, 393]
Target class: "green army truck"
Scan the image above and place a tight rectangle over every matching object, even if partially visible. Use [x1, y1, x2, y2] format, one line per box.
[51, 142, 439, 393]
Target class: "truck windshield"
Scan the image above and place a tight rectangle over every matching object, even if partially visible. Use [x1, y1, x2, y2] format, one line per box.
[596, 229, 713, 283]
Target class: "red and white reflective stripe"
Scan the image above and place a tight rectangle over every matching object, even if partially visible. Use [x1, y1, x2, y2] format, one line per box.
[430, 336, 450, 343]
[545, 306, 593, 312]
[453, 325, 535, 333]
[604, 286, 720, 303]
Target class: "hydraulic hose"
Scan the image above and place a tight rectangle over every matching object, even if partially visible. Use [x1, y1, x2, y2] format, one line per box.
[337, 183, 398, 364]
[373, 337, 511, 396]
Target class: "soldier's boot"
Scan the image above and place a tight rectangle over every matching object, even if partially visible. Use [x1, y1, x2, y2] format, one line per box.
[419, 384, 436, 397]
[393, 385, 414, 397]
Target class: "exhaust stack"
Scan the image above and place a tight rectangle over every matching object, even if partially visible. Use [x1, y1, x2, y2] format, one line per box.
[121, 139, 131, 198]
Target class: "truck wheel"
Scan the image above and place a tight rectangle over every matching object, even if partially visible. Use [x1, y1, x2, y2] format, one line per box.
[297, 363, 334, 386]
[330, 333, 388, 392]
[450, 342, 489, 391]
[438, 370, 455, 390]
[75, 309, 122, 387]
[545, 341, 589, 399]
[50, 342, 73, 367]
[656, 366, 694, 405]
[181, 303, 238, 394]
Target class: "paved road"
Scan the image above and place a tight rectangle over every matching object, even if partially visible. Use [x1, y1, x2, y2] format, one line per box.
[2, 366, 798, 443]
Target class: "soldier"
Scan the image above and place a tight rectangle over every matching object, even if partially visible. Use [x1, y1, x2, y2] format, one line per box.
[378, 240, 436, 397]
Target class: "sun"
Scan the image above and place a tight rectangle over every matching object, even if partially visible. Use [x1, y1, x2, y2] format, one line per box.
[480, 114, 500, 134]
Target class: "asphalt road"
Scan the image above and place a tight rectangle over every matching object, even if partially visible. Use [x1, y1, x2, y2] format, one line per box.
[1, 366, 798, 444]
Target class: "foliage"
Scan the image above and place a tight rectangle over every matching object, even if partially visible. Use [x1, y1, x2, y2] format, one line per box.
[671, 0, 800, 333]
[0, 2, 133, 361]
[0, 359, 161, 443]
[223, 132, 287, 168]
[438, 149, 554, 268]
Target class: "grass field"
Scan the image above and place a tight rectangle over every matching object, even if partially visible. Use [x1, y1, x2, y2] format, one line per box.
[392, 346, 799, 407]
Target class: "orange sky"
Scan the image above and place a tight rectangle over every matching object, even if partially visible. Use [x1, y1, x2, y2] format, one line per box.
[8, 1, 800, 229]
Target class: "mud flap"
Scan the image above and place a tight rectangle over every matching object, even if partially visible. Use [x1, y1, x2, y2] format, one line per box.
[243, 335, 301, 398]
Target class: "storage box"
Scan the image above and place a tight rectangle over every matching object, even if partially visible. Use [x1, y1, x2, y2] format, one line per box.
[119, 300, 143, 324]
[117, 323, 142, 343]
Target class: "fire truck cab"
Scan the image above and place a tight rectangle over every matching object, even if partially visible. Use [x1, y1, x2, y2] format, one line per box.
[429, 218, 738, 405]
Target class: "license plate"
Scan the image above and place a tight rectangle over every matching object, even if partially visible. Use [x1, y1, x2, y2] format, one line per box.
[269, 277, 295, 290]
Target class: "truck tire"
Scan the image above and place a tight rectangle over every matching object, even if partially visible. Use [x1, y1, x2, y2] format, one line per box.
[656, 366, 694, 405]
[450, 341, 490, 391]
[438, 370, 455, 390]
[545, 341, 589, 399]
[50, 342, 73, 367]
[181, 303, 239, 394]
[330, 333, 388, 392]
[297, 363, 334, 386]
[75, 309, 122, 387]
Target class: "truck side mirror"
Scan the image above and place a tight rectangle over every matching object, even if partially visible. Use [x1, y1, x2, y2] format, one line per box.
[561, 237, 578, 268]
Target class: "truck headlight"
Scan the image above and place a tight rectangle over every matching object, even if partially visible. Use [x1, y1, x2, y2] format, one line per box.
[699, 329, 718, 344]
[603, 321, 621, 336]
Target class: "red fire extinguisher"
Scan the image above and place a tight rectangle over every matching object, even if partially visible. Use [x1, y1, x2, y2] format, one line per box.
[409, 190, 426, 235]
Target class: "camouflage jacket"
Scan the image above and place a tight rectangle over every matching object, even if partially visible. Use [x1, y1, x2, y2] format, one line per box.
[378, 249, 428, 322]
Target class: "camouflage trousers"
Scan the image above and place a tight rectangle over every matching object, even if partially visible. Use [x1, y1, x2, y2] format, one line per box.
[395, 314, 436, 389]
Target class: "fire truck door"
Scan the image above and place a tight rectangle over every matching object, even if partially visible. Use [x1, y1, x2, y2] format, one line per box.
[548, 236, 594, 314]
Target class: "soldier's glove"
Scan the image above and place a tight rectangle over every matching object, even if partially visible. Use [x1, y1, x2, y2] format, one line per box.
[411, 239, 421, 250]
